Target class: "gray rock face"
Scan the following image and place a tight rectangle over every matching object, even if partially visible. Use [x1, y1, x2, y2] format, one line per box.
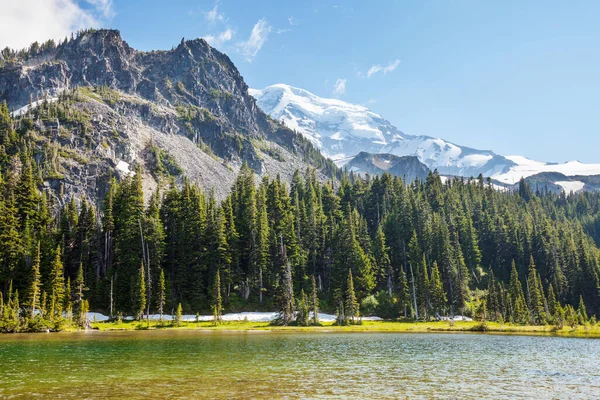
[345, 152, 429, 182]
[0, 30, 335, 205]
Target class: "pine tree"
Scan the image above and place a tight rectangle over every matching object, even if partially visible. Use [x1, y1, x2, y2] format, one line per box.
[345, 269, 359, 324]
[276, 236, 295, 325]
[134, 263, 146, 321]
[526, 256, 545, 325]
[49, 246, 65, 320]
[508, 261, 529, 324]
[311, 275, 319, 325]
[27, 242, 41, 320]
[430, 261, 446, 317]
[577, 296, 588, 324]
[211, 270, 223, 324]
[174, 303, 182, 326]
[157, 268, 166, 322]
[546, 283, 557, 317]
[64, 277, 72, 324]
[296, 289, 309, 326]
[73, 263, 88, 327]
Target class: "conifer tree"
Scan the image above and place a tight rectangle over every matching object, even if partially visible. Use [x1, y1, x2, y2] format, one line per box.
[276, 236, 295, 325]
[397, 267, 412, 319]
[311, 275, 319, 325]
[175, 303, 183, 326]
[73, 263, 88, 327]
[526, 256, 545, 324]
[577, 296, 588, 324]
[211, 270, 222, 324]
[546, 283, 557, 317]
[345, 269, 359, 324]
[27, 242, 41, 320]
[157, 268, 166, 322]
[134, 263, 146, 321]
[64, 277, 72, 324]
[49, 246, 65, 319]
[430, 261, 446, 317]
[508, 261, 529, 324]
[296, 289, 309, 326]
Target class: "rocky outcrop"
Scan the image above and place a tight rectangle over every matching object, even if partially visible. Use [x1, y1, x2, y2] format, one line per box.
[0, 30, 336, 206]
[345, 152, 429, 182]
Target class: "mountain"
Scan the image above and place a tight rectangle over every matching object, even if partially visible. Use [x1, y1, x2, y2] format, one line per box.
[345, 152, 429, 182]
[0, 30, 336, 203]
[250, 84, 600, 187]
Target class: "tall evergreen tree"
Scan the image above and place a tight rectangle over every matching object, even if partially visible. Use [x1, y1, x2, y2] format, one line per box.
[345, 269, 359, 324]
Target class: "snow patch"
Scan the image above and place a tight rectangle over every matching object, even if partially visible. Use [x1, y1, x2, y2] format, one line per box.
[87, 311, 383, 323]
[12, 97, 59, 117]
[115, 160, 133, 176]
[555, 181, 585, 193]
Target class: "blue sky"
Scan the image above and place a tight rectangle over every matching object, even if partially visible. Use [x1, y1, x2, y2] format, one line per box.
[3, 0, 599, 163]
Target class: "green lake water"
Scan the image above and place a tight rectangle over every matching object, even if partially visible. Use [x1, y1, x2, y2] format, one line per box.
[0, 330, 599, 399]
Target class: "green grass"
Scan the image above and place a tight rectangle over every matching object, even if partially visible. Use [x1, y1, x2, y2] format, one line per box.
[90, 319, 600, 337]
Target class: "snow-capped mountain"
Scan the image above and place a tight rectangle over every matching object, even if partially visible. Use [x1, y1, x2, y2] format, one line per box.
[250, 84, 600, 189]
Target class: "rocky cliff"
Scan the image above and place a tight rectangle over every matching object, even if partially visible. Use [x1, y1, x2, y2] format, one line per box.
[0, 29, 336, 205]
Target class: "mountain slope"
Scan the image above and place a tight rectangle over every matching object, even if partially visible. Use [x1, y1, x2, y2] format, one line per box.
[0, 30, 336, 203]
[251, 84, 600, 185]
[345, 152, 429, 182]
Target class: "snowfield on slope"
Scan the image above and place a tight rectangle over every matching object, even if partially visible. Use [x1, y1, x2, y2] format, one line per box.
[251, 84, 600, 184]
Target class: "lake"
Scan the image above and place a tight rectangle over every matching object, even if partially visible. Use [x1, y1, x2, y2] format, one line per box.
[0, 331, 599, 399]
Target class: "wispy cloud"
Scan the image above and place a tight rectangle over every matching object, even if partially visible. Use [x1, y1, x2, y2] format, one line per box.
[288, 16, 298, 26]
[0, 0, 114, 49]
[366, 59, 401, 78]
[333, 78, 347, 95]
[203, 28, 234, 47]
[205, 4, 224, 24]
[86, 0, 115, 19]
[238, 19, 271, 62]
[277, 28, 291, 34]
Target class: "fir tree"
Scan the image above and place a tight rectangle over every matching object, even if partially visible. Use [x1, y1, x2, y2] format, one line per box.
[49, 246, 65, 320]
[345, 269, 359, 324]
[526, 256, 545, 325]
[174, 303, 182, 326]
[73, 263, 88, 327]
[27, 242, 41, 320]
[157, 268, 166, 322]
[577, 296, 588, 324]
[311, 275, 319, 325]
[133, 263, 146, 321]
[211, 270, 222, 324]
[430, 261, 446, 317]
[508, 261, 529, 324]
[296, 289, 309, 326]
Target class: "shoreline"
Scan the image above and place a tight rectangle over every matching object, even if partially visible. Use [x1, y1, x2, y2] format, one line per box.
[79, 320, 600, 338]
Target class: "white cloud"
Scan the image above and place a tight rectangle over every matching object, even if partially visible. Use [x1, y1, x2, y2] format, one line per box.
[366, 59, 401, 78]
[238, 19, 271, 62]
[0, 0, 114, 49]
[383, 59, 401, 73]
[288, 16, 298, 26]
[86, 0, 114, 19]
[333, 78, 346, 95]
[277, 28, 291, 34]
[205, 4, 224, 23]
[219, 28, 233, 42]
[367, 65, 382, 78]
[204, 28, 234, 47]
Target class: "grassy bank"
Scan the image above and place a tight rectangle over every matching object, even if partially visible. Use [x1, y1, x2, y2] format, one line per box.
[90, 319, 600, 337]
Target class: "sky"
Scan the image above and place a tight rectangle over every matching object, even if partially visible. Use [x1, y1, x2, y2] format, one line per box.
[1, 0, 599, 163]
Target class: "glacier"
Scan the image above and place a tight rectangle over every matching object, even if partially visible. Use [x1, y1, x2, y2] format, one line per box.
[251, 84, 600, 189]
